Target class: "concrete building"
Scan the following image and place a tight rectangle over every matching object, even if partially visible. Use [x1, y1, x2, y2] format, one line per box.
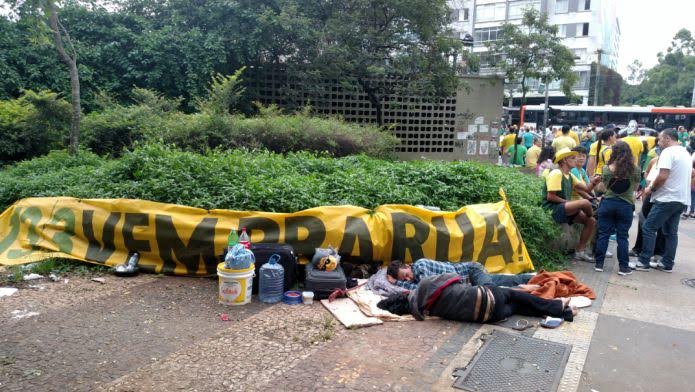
[448, 0, 620, 106]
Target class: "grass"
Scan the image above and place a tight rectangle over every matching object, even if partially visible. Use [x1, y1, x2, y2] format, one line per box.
[0, 259, 110, 286]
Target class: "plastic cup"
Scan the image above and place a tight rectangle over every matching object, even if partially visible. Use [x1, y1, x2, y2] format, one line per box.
[302, 291, 314, 305]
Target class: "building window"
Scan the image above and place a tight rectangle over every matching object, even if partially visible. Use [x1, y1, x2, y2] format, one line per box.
[571, 48, 588, 62]
[474, 27, 504, 45]
[573, 71, 590, 90]
[558, 25, 567, 37]
[479, 53, 502, 67]
[583, 0, 591, 11]
[509, 1, 541, 19]
[476, 3, 506, 22]
[582, 23, 589, 36]
[556, 0, 569, 14]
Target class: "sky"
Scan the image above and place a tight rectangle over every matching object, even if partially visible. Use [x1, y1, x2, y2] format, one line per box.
[617, 0, 695, 76]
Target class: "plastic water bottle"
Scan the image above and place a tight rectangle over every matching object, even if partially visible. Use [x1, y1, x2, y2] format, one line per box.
[227, 228, 239, 249]
[238, 227, 251, 249]
[258, 254, 284, 303]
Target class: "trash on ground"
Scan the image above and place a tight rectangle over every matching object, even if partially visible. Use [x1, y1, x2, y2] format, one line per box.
[23, 273, 44, 281]
[28, 285, 46, 290]
[220, 313, 231, 322]
[91, 277, 106, 284]
[114, 252, 140, 277]
[12, 309, 40, 319]
[0, 287, 18, 297]
[49, 273, 60, 282]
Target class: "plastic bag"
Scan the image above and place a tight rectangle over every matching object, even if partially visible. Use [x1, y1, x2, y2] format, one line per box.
[224, 244, 255, 270]
[311, 245, 340, 271]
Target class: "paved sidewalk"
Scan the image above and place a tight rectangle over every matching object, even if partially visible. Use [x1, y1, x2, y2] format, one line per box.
[1, 214, 693, 391]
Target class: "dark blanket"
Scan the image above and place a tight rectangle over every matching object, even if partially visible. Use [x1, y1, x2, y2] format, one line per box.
[408, 273, 495, 322]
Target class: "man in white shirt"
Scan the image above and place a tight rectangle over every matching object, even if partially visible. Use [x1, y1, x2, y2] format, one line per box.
[636, 129, 692, 272]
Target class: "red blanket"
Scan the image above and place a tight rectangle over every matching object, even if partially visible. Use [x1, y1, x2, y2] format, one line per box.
[527, 270, 596, 300]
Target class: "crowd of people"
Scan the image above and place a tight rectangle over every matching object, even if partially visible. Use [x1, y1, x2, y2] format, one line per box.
[499, 122, 695, 276]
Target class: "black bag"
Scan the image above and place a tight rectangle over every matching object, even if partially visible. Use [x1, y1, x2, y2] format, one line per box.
[305, 262, 347, 300]
[251, 243, 297, 294]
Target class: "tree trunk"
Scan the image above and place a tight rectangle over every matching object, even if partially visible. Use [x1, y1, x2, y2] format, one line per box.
[48, 2, 80, 155]
[520, 75, 527, 108]
[359, 79, 383, 127]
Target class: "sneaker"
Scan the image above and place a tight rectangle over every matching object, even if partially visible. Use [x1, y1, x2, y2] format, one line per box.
[605, 250, 614, 258]
[628, 261, 636, 270]
[618, 267, 633, 276]
[682, 214, 689, 220]
[628, 249, 639, 257]
[690, 213, 695, 218]
[650, 260, 673, 273]
[574, 251, 595, 263]
[634, 261, 650, 271]
[594, 266, 604, 272]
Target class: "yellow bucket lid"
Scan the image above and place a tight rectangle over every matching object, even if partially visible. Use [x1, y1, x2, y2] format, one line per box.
[217, 262, 255, 274]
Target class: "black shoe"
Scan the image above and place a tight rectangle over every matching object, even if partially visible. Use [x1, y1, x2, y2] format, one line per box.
[633, 261, 650, 271]
[618, 267, 633, 276]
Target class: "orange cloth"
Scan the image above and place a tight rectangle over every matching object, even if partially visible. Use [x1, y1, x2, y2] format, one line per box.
[526, 270, 596, 300]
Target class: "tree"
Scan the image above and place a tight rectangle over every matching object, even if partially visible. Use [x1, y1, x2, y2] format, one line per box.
[279, 0, 461, 126]
[486, 8, 576, 107]
[8, 0, 82, 154]
[626, 60, 645, 85]
[621, 29, 695, 106]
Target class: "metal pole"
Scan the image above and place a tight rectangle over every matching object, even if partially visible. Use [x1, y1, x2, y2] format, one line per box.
[593, 49, 602, 106]
[543, 74, 549, 146]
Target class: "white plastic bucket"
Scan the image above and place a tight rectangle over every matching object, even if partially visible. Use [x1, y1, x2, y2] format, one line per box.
[217, 263, 255, 306]
[302, 291, 314, 305]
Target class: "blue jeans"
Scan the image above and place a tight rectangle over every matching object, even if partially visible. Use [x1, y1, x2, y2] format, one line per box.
[690, 191, 695, 214]
[639, 201, 685, 269]
[595, 197, 634, 269]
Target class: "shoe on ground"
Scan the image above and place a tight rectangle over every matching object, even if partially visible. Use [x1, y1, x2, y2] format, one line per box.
[605, 250, 614, 258]
[575, 251, 595, 263]
[594, 266, 604, 272]
[651, 255, 662, 263]
[690, 213, 695, 218]
[650, 260, 673, 273]
[628, 261, 636, 270]
[682, 214, 689, 219]
[634, 261, 650, 271]
[629, 249, 639, 257]
[618, 267, 633, 276]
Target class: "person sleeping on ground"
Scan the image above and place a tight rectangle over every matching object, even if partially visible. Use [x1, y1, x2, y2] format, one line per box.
[377, 273, 578, 323]
[385, 259, 538, 291]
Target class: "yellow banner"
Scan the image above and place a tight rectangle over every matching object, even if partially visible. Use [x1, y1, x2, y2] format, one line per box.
[0, 192, 534, 275]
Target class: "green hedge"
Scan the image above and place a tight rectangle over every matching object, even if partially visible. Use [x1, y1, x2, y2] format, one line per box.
[0, 144, 563, 269]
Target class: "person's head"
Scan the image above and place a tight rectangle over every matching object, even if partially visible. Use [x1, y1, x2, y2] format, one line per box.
[377, 293, 411, 315]
[515, 136, 522, 145]
[533, 135, 542, 147]
[561, 124, 570, 135]
[572, 146, 587, 168]
[554, 147, 578, 169]
[606, 141, 635, 180]
[386, 260, 413, 281]
[659, 128, 680, 149]
[538, 146, 555, 163]
[678, 126, 686, 133]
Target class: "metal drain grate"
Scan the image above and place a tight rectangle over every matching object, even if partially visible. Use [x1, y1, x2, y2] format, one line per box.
[453, 330, 571, 392]
[682, 278, 695, 289]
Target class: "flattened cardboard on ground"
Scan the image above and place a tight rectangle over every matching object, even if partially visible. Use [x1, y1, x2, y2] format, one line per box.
[320, 298, 383, 328]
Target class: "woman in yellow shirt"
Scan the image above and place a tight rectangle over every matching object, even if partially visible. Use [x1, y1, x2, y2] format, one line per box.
[586, 129, 616, 177]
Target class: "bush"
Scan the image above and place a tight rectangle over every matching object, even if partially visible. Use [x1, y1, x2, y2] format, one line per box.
[0, 144, 563, 269]
[0, 90, 71, 164]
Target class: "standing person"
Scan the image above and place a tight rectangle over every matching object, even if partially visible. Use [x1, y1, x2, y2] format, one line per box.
[541, 148, 598, 262]
[522, 127, 535, 149]
[526, 135, 542, 169]
[688, 127, 695, 154]
[677, 126, 689, 147]
[630, 148, 666, 261]
[587, 129, 617, 178]
[536, 146, 555, 177]
[635, 129, 693, 272]
[552, 125, 578, 152]
[681, 160, 695, 219]
[500, 128, 517, 166]
[508, 136, 527, 166]
[593, 142, 642, 275]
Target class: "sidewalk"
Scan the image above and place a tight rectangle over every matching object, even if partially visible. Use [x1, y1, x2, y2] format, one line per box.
[1, 215, 693, 391]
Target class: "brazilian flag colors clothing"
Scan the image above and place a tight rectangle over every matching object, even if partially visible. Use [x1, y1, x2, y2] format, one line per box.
[542, 169, 581, 223]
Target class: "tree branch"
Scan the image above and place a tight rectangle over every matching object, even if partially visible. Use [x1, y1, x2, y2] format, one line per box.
[57, 17, 77, 61]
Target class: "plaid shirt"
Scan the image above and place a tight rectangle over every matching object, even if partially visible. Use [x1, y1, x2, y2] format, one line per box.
[395, 259, 478, 291]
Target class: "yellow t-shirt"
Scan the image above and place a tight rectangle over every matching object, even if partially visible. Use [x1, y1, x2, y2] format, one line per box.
[544, 169, 581, 203]
[500, 134, 516, 153]
[525, 145, 541, 168]
[622, 136, 644, 165]
[589, 141, 613, 175]
[552, 135, 577, 151]
[569, 130, 580, 146]
[641, 136, 657, 151]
